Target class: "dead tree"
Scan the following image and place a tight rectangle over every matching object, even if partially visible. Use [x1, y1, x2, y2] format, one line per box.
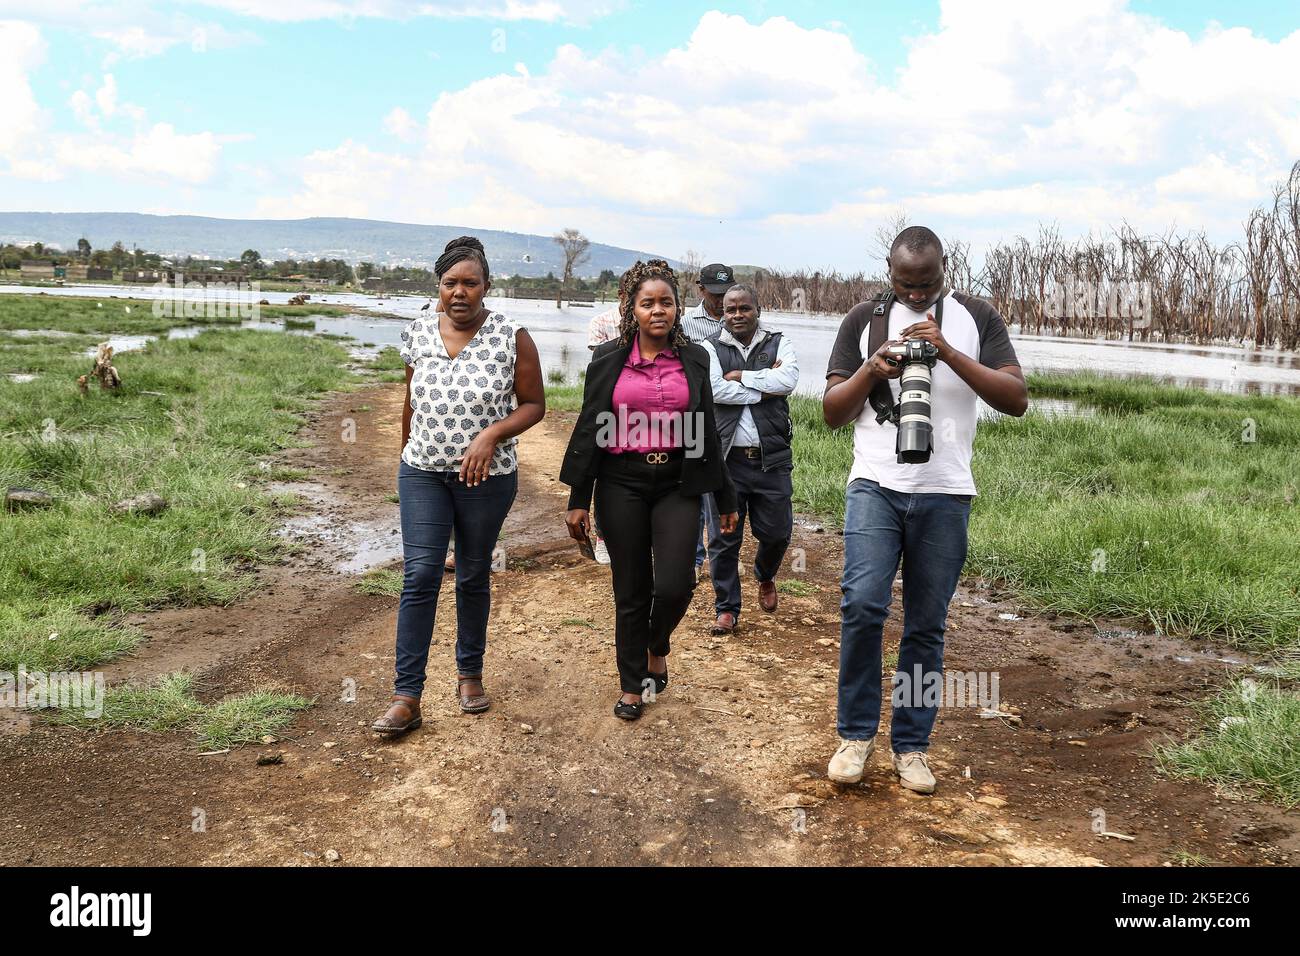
[79, 343, 121, 393]
[552, 228, 591, 308]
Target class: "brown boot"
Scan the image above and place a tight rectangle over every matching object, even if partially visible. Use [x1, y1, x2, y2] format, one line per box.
[372, 694, 421, 737]
[759, 579, 778, 613]
[711, 612, 736, 635]
[457, 675, 490, 714]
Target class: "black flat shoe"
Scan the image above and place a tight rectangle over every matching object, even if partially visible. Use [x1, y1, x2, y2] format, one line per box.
[613, 699, 644, 721]
[648, 667, 668, 695]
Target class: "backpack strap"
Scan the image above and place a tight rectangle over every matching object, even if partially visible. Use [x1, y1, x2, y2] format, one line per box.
[867, 290, 898, 425]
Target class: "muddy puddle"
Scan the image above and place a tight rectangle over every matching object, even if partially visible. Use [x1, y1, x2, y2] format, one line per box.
[270, 480, 402, 574]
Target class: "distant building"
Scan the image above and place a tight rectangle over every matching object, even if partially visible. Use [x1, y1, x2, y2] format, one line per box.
[176, 269, 234, 285]
[122, 268, 164, 283]
[65, 263, 114, 281]
[360, 276, 436, 294]
[20, 260, 60, 280]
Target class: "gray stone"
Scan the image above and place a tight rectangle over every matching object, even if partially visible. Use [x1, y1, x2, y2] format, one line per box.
[5, 488, 54, 511]
[113, 493, 169, 516]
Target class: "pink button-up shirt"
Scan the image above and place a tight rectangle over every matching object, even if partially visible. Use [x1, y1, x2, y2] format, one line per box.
[608, 335, 690, 453]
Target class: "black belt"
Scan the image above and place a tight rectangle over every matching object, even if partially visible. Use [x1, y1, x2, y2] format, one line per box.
[607, 448, 685, 466]
[730, 446, 761, 460]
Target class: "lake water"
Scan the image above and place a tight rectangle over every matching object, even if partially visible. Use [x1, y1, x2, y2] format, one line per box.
[5, 283, 1300, 398]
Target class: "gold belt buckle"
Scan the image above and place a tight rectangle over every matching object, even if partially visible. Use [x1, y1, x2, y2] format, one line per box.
[743, 447, 760, 459]
[645, 451, 668, 464]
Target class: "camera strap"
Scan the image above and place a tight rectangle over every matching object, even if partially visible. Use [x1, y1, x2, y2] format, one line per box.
[866, 290, 944, 426]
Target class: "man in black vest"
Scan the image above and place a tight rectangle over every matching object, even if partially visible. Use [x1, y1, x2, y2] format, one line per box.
[701, 284, 800, 634]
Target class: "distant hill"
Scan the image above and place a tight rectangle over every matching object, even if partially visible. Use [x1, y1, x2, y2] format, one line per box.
[0, 212, 677, 279]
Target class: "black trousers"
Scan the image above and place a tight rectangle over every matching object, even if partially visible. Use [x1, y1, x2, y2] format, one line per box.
[594, 451, 701, 694]
[708, 448, 793, 619]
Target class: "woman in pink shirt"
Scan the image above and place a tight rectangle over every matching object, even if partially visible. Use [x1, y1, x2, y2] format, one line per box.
[561, 260, 738, 720]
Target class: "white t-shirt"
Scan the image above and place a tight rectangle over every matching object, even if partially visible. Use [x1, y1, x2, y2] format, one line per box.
[825, 292, 1019, 496]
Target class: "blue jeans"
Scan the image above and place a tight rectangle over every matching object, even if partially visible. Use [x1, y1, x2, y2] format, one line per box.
[837, 478, 971, 752]
[695, 493, 721, 569]
[393, 460, 517, 698]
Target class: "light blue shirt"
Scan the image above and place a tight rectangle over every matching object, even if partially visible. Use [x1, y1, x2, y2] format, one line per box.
[701, 326, 800, 454]
[680, 301, 724, 344]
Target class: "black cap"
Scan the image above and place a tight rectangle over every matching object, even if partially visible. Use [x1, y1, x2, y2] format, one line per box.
[699, 263, 735, 294]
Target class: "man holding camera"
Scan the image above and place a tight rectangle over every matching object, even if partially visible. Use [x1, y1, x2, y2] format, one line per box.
[822, 226, 1027, 793]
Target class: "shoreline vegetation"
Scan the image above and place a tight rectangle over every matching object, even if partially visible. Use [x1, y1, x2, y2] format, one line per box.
[5, 156, 1300, 352]
[3, 292, 1296, 803]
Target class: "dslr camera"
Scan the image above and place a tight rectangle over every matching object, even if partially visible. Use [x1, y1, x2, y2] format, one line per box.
[883, 338, 940, 464]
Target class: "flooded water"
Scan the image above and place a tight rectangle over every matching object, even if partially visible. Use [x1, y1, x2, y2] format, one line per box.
[5, 283, 1300, 399]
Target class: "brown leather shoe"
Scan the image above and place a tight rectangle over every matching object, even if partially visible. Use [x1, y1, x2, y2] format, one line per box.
[372, 694, 421, 737]
[759, 579, 778, 613]
[457, 675, 490, 714]
[711, 612, 736, 635]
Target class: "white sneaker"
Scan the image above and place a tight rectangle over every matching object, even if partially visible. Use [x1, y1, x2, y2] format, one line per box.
[827, 738, 875, 784]
[593, 537, 610, 565]
[892, 751, 936, 794]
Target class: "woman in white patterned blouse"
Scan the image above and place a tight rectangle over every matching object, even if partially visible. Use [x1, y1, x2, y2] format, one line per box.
[373, 236, 545, 737]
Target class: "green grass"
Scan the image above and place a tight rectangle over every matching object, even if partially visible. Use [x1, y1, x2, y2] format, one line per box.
[0, 294, 354, 671]
[785, 375, 1300, 655]
[544, 382, 584, 413]
[1156, 678, 1300, 807]
[49, 672, 312, 750]
[789, 393, 857, 519]
[777, 579, 818, 596]
[370, 346, 404, 370]
[355, 567, 403, 596]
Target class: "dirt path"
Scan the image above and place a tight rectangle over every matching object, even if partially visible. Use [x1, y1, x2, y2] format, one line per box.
[2, 383, 1296, 866]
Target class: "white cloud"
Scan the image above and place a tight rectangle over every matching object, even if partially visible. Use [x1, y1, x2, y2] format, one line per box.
[5, 26, 230, 187]
[185, 0, 619, 24]
[0, 19, 47, 162]
[55, 122, 222, 183]
[382, 107, 419, 141]
[258, 3, 1300, 267]
[9, 1, 1300, 269]
[0, 2, 260, 61]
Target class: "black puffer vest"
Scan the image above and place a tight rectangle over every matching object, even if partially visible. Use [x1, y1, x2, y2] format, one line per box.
[707, 329, 793, 473]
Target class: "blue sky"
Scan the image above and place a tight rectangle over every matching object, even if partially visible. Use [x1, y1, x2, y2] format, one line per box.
[1, 1, 1298, 270]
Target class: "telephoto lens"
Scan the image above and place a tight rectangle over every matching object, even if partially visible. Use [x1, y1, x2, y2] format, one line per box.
[882, 339, 940, 463]
[896, 355, 933, 463]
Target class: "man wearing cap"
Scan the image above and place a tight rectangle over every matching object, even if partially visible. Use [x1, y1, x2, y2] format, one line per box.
[681, 263, 736, 577]
[681, 262, 735, 342]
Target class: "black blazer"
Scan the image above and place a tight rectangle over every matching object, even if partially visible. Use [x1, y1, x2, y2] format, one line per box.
[560, 337, 737, 514]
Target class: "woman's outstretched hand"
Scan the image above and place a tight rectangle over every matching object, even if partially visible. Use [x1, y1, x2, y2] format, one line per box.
[565, 508, 590, 542]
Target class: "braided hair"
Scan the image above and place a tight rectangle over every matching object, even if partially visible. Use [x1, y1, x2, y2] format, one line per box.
[617, 258, 689, 350]
[434, 235, 490, 282]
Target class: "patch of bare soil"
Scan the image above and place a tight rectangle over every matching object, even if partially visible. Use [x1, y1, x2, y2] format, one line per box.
[1, 384, 1295, 866]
